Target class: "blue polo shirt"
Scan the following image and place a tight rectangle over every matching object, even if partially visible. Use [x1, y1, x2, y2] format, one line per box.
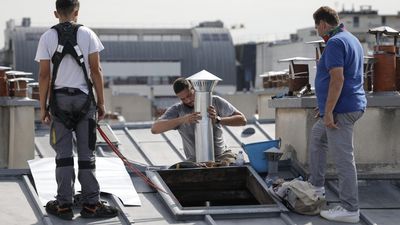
[315, 31, 366, 116]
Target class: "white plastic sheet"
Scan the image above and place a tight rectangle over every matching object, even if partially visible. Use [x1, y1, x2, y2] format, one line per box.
[28, 157, 141, 206]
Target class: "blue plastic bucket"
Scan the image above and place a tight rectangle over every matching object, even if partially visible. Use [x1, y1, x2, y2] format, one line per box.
[242, 139, 281, 173]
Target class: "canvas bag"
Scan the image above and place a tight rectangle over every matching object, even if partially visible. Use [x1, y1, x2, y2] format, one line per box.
[276, 179, 326, 215]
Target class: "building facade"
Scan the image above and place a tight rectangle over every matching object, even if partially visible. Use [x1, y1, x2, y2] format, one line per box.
[255, 6, 400, 89]
[1, 19, 236, 92]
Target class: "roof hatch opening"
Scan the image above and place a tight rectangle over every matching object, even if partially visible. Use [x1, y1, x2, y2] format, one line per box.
[146, 166, 286, 220]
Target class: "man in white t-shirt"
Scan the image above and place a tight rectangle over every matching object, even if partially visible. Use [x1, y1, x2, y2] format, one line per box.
[35, 0, 118, 220]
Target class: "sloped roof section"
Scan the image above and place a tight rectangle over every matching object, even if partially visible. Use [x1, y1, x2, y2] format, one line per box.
[1, 120, 399, 224]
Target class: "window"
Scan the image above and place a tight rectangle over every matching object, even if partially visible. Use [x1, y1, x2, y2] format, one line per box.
[168, 76, 180, 84]
[150, 76, 161, 85]
[202, 33, 211, 41]
[99, 35, 118, 41]
[119, 35, 138, 41]
[133, 77, 148, 85]
[143, 35, 162, 41]
[142, 34, 181, 42]
[202, 33, 230, 41]
[99, 34, 138, 41]
[115, 107, 122, 114]
[111, 76, 181, 85]
[162, 35, 181, 41]
[220, 33, 230, 41]
[25, 33, 41, 41]
[212, 33, 220, 41]
[381, 16, 386, 25]
[353, 16, 359, 28]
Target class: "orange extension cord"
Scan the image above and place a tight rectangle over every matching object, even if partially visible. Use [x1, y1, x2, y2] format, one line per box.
[97, 125, 168, 194]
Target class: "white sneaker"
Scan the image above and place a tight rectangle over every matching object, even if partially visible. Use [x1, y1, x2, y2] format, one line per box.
[313, 186, 326, 198]
[320, 205, 360, 223]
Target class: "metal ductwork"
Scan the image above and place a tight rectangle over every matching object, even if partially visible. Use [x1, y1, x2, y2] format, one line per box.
[187, 70, 221, 162]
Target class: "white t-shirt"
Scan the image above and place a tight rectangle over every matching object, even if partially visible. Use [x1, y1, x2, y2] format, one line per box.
[35, 24, 104, 94]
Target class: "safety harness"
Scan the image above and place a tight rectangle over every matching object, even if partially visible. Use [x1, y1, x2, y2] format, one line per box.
[49, 22, 96, 130]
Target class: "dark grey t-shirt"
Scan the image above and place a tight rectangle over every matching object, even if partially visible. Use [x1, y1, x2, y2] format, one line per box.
[159, 95, 238, 161]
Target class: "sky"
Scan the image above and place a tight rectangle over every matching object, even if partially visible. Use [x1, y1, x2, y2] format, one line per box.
[0, 0, 399, 47]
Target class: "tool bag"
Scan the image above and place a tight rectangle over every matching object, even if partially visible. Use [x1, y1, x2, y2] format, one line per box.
[274, 179, 326, 215]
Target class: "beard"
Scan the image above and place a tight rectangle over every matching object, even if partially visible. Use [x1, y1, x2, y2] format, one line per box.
[183, 102, 194, 109]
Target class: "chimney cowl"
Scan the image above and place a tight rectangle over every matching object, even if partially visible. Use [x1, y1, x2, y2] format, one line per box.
[187, 70, 222, 162]
[22, 17, 31, 27]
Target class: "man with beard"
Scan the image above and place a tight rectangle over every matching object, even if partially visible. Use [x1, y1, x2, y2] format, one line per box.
[151, 77, 246, 162]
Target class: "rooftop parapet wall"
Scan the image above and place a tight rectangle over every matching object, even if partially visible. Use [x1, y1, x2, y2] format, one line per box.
[0, 98, 36, 169]
[269, 95, 400, 176]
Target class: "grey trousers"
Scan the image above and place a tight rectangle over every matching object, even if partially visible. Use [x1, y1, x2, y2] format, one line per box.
[308, 111, 363, 211]
[50, 92, 99, 205]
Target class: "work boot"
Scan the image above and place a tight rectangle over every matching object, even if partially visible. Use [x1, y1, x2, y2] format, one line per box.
[45, 200, 73, 220]
[80, 202, 119, 218]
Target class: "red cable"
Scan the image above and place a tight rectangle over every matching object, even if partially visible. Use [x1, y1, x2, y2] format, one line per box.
[97, 125, 168, 194]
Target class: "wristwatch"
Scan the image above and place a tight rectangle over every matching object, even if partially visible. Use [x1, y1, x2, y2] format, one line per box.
[215, 116, 222, 124]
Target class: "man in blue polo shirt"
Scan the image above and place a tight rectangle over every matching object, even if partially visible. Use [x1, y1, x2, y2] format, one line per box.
[309, 6, 366, 223]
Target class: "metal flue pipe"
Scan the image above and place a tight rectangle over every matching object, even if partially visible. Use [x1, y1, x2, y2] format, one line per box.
[187, 70, 222, 162]
[265, 147, 283, 176]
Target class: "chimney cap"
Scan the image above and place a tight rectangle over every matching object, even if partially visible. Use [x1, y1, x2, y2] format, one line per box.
[305, 40, 325, 46]
[0, 66, 12, 71]
[260, 70, 288, 77]
[28, 82, 39, 87]
[264, 147, 282, 155]
[278, 57, 316, 63]
[6, 71, 33, 76]
[8, 77, 34, 82]
[368, 26, 399, 36]
[187, 70, 221, 92]
[187, 70, 222, 81]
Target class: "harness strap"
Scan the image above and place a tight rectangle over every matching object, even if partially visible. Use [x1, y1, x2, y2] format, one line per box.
[78, 160, 96, 170]
[49, 22, 96, 130]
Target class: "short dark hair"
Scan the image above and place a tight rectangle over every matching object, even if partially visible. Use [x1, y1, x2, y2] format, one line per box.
[313, 6, 339, 26]
[173, 77, 191, 94]
[56, 0, 80, 16]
